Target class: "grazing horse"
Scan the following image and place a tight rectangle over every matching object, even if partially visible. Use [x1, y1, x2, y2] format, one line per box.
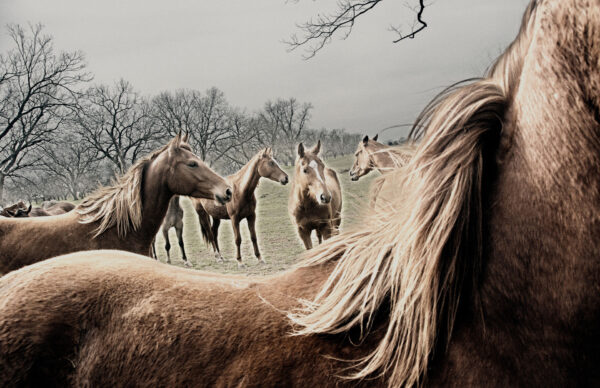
[0, 201, 31, 217]
[349, 134, 415, 181]
[289, 140, 342, 249]
[43, 201, 76, 215]
[0, 201, 71, 217]
[151, 196, 189, 266]
[0, 134, 232, 275]
[1, 1, 600, 386]
[193, 148, 288, 266]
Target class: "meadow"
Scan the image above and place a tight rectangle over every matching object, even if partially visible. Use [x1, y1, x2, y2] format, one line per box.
[153, 154, 377, 275]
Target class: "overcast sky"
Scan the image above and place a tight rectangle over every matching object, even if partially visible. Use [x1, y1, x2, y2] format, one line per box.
[1, 0, 529, 140]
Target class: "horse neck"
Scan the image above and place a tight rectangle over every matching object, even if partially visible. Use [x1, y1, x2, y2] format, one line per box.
[475, 23, 600, 367]
[369, 145, 394, 172]
[137, 159, 173, 242]
[233, 156, 261, 199]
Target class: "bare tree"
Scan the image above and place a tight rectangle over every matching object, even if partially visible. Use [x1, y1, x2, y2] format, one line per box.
[287, 0, 428, 59]
[150, 89, 201, 136]
[40, 123, 100, 199]
[0, 23, 90, 201]
[76, 79, 161, 174]
[258, 98, 312, 164]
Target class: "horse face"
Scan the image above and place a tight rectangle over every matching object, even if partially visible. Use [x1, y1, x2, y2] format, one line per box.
[258, 148, 288, 185]
[296, 143, 331, 205]
[349, 136, 374, 181]
[166, 135, 232, 205]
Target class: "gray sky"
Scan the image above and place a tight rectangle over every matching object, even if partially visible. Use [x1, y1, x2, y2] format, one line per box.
[1, 0, 529, 141]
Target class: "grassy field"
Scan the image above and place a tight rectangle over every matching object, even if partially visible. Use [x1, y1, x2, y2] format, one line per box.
[153, 154, 377, 275]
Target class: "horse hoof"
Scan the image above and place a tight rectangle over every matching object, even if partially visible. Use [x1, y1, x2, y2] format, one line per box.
[258, 258, 266, 264]
[183, 261, 192, 268]
[237, 262, 246, 269]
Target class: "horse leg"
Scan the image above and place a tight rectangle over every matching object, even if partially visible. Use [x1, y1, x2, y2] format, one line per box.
[247, 213, 264, 264]
[316, 229, 323, 244]
[298, 227, 313, 250]
[151, 237, 158, 260]
[162, 227, 171, 264]
[320, 224, 333, 241]
[212, 218, 223, 263]
[232, 216, 245, 268]
[176, 221, 191, 268]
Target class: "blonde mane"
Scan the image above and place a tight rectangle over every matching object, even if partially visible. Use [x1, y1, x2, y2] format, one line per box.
[289, 2, 540, 386]
[77, 143, 169, 238]
[371, 142, 417, 172]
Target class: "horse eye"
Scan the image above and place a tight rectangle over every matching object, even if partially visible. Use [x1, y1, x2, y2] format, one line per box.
[270, 161, 275, 166]
[188, 161, 198, 168]
[303, 168, 308, 173]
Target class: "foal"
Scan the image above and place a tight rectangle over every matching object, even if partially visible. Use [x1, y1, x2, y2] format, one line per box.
[349, 134, 414, 181]
[289, 140, 342, 249]
[193, 148, 288, 266]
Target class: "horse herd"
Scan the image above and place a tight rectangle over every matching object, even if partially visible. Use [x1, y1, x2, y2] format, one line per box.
[1, 0, 599, 386]
[0, 134, 409, 272]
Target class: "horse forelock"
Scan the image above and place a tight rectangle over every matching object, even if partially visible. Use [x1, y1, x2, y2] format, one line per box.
[76, 143, 170, 238]
[289, 2, 542, 386]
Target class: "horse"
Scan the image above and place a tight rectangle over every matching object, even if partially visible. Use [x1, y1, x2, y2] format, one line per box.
[1, 1, 599, 386]
[289, 140, 342, 250]
[192, 147, 288, 266]
[0, 201, 31, 217]
[43, 201, 76, 215]
[349, 134, 415, 181]
[0, 201, 72, 217]
[0, 133, 232, 275]
[151, 195, 189, 266]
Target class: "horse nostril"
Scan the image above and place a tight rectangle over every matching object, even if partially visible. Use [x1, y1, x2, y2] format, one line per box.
[225, 188, 232, 198]
[320, 194, 330, 203]
[282, 176, 289, 184]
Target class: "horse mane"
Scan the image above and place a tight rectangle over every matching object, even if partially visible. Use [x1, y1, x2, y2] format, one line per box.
[372, 142, 417, 171]
[76, 143, 170, 238]
[289, 2, 540, 386]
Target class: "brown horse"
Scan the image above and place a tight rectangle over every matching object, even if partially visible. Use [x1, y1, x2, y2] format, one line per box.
[193, 147, 288, 266]
[43, 201, 76, 215]
[0, 201, 31, 217]
[0, 201, 71, 217]
[0, 134, 232, 275]
[289, 140, 342, 249]
[349, 134, 415, 181]
[151, 195, 190, 266]
[1, 1, 600, 386]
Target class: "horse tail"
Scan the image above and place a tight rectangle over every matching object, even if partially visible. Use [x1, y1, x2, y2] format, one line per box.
[194, 201, 214, 248]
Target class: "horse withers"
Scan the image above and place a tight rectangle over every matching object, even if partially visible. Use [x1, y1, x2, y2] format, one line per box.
[0, 133, 232, 274]
[193, 148, 288, 267]
[289, 140, 342, 249]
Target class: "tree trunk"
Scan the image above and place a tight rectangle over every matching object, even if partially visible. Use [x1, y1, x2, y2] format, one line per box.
[0, 173, 5, 204]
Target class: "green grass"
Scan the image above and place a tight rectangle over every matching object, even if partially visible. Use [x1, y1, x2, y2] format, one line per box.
[153, 154, 378, 275]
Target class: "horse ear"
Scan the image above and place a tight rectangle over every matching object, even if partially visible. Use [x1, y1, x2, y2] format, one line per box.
[182, 131, 189, 143]
[373, 134, 378, 141]
[311, 140, 321, 155]
[169, 135, 181, 154]
[26, 203, 32, 214]
[298, 143, 305, 158]
[363, 135, 369, 145]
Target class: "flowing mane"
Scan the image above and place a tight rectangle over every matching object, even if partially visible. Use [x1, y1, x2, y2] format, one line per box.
[372, 142, 417, 171]
[77, 143, 169, 237]
[289, 2, 540, 386]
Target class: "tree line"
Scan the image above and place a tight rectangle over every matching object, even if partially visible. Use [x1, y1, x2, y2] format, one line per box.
[0, 24, 362, 203]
